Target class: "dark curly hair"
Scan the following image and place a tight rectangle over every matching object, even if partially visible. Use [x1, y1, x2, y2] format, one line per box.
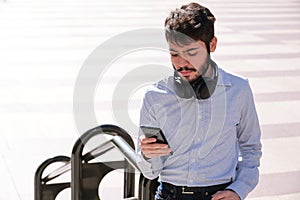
[165, 2, 216, 52]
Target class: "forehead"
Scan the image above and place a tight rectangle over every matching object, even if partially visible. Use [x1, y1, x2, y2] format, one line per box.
[168, 40, 206, 52]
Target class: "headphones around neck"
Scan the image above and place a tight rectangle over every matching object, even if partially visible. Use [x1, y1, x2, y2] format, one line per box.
[173, 60, 218, 100]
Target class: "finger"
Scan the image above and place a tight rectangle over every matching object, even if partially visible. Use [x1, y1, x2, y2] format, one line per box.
[211, 191, 226, 200]
[142, 147, 172, 154]
[140, 139, 169, 148]
[143, 147, 172, 156]
[140, 137, 157, 144]
[141, 143, 169, 150]
[144, 150, 172, 158]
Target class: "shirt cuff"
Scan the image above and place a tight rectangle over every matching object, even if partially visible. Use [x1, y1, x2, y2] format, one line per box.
[226, 181, 247, 200]
[225, 189, 241, 200]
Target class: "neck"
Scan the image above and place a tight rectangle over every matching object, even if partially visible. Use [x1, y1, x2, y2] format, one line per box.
[203, 64, 213, 78]
[201, 56, 213, 78]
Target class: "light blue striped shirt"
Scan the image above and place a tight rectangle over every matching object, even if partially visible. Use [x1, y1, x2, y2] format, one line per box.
[137, 66, 262, 200]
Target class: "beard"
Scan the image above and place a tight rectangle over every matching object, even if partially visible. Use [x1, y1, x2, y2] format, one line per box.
[173, 56, 211, 82]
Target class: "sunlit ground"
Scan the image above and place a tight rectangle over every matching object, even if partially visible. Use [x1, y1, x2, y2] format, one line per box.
[0, 0, 300, 199]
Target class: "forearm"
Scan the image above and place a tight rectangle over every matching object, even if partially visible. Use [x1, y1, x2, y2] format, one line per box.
[136, 150, 163, 180]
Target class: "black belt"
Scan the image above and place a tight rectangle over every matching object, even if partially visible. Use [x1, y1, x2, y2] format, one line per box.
[161, 181, 232, 195]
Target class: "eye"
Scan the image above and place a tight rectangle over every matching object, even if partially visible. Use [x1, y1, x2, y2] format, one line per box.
[170, 53, 178, 57]
[187, 51, 198, 56]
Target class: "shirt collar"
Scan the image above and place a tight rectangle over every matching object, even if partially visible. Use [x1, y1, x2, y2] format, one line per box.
[216, 67, 232, 87]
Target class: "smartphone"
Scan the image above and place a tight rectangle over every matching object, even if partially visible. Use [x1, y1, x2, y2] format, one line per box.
[140, 126, 173, 155]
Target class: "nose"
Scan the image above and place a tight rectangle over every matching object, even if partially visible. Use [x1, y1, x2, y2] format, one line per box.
[173, 55, 189, 68]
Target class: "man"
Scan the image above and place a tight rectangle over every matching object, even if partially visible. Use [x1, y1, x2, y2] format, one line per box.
[137, 3, 262, 200]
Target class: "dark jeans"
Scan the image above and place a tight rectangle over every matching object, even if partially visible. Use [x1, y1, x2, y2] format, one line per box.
[154, 181, 231, 200]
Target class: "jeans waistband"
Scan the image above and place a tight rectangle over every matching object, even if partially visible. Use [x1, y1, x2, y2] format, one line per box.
[161, 181, 232, 194]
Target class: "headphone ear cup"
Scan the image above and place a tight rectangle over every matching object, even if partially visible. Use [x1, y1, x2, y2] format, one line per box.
[195, 61, 219, 99]
[173, 72, 194, 99]
[197, 78, 215, 99]
[173, 65, 218, 100]
[193, 67, 218, 99]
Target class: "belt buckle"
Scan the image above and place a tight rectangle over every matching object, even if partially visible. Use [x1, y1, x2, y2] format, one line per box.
[181, 187, 194, 194]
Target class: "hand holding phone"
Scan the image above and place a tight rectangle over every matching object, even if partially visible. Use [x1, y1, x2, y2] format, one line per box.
[140, 126, 173, 155]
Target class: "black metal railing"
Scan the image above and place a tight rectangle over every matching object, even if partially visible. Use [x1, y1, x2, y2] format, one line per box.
[34, 124, 157, 200]
[34, 155, 71, 200]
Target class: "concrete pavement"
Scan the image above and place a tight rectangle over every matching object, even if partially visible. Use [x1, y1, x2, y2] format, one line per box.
[0, 0, 299, 199]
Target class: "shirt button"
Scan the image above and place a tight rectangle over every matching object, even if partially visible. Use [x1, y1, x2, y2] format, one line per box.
[192, 159, 196, 162]
[205, 192, 209, 196]
[189, 179, 193, 183]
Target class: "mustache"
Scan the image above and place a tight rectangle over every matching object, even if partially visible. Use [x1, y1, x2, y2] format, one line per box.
[177, 67, 197, 72]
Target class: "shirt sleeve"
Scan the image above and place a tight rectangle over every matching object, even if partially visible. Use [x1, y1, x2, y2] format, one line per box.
[136, 92, 164, 180]
[226, 81, 262, 200]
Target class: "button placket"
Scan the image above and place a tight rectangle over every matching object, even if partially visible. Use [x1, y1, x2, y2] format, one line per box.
[187, 149, 198, 184]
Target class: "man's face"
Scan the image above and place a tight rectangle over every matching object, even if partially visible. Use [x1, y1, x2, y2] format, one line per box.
[169, 40, 208, 82]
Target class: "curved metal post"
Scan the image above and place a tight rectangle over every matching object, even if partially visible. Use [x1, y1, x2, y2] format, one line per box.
[71, 124, 136, 200]
[34, 156, 70, 200]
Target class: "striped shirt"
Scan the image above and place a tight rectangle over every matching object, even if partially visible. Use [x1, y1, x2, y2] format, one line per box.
[137, 66, 262, 200]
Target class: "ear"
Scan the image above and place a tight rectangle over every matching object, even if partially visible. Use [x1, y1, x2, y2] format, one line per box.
[209, 37, 217, 52]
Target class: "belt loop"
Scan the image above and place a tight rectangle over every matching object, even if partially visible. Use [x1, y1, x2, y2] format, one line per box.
[171, 186, 177, 199]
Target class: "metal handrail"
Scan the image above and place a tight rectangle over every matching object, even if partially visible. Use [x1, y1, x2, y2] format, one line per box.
[42, 162, 71, 183]
[42, 135, 140, 183]
[111, 136, 140, 171]
[81, 140, 115, 162]
[42, 140, 116, 183]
